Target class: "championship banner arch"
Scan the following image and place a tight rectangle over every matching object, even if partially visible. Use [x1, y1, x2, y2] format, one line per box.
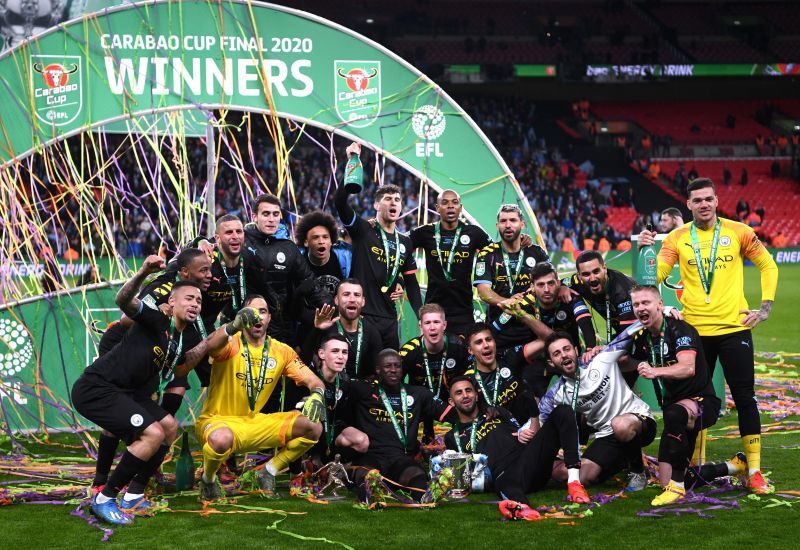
[0, 0, 541, 236]
[0, 0, 543, 432]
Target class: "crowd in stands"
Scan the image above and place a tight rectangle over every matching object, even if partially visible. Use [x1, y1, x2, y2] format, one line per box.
[37, 98, 631, 264]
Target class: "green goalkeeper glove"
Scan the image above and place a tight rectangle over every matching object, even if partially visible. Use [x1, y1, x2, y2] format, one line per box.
[301, 388, 325, 423]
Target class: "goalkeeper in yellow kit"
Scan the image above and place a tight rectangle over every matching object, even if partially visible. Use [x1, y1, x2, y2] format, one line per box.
[639, 178, 779, 494]
[193, 294, 325, 500]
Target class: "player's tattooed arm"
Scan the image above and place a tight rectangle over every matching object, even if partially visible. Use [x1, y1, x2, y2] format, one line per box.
[740, 300, 772, 329]
[175, 340, 209, 377]
[115, 255, 165, 317]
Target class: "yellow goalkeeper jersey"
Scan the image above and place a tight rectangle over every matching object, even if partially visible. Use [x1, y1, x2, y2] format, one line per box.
[199, 334, 312, 421]
[657, 217, 778, 337]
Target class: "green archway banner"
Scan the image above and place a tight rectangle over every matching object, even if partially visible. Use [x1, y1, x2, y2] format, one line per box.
[0, 0, 542, 240]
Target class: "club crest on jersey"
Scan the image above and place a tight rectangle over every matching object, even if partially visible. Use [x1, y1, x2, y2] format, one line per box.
[130, 414, 144, 427]
[525, 257, 536, 267]
[556, 310, 567, 321]
[460, 234, 471, 245]
[588, 369, 600, 381]
[676, 336, 693, 348]
[267, 358, 277, 370]
[475, 262, 486, 276]
[720, 236, 731, 247]
[276, 252, 286, 264]
[399, 244, 406, 254]
[445, 358, 456, 369]
[406, 395, 415, 406]
[500, 367, 511, 379]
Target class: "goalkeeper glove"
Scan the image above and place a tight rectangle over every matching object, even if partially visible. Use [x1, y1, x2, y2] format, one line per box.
[300, 388, 326, 423]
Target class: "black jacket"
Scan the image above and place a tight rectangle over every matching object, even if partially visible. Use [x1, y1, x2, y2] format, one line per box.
[243, 223, 326, 345]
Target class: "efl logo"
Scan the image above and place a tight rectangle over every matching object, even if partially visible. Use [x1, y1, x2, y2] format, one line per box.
[412, 104, 446, 158]
[334, 60, 381, 128]
[30, 55, 83, 126]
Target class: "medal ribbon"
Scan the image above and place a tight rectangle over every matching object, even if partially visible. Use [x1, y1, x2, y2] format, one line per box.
[689, 219, 721, 302]
[500, 246, 525, 293]
[157, 319, 183, 399]
[324, 374, 341, 447]
[218, 251, 246, 311]
[378, 386, 408, 450]
[434, 221, 462, 282]
[423, 338, 448, 398]
[562, 370, 582, 412]
[337, 319, 363, 375]
[454, 417, 480, 453]
[645, 318, 668, 406]
[242, 336, 271, 412]
[195, 316, 208, 339]
[474, 368, 499, 406]
[378, 225, 402, 289]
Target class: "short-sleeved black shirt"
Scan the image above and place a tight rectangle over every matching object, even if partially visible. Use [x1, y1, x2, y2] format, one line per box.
[568, 268, 636, 340]
[473, 242, 550, 349]
[466, 348, 539, 425]
[139, 272, 215, 339]
[306, 254, 344, 305]
[346, 380, 442, 456]
[410, 223, 491, 321]
[308, 368, 352, 457]
[343, 217, 418, 320]
[630, 317, 715, 405]
[399, 333, 470, 400]
[443, 406, 523, 475]
[84, 306, 196, 395]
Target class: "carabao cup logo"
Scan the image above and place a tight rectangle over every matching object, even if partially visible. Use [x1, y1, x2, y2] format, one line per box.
[30, 55, 83, 126]
[334, 60, 381, 128]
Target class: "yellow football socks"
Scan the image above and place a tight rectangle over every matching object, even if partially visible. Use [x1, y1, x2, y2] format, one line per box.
[742, 434, 761, 475]
[690, 429, 707, 466]
[202, 442, 232, 482]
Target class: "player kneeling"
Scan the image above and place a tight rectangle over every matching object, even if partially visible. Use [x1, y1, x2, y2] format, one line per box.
[542, 329, 657, 492]
[194, 296, 326, 500]
[626, 286, 721, 505]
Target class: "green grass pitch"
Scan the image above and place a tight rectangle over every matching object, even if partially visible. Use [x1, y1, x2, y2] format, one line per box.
[3, 264, 799, 549]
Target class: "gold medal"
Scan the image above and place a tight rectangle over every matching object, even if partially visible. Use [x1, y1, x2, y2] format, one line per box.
[381, 285, 389, 293]
[705, 296, 711, 304]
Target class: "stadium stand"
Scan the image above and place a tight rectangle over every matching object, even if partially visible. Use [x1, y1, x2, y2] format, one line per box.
[659, 159, 800, 246]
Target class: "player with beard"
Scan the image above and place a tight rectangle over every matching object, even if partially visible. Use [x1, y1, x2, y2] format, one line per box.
[541, 330, 656, 490]
[89, 248, 212, 494]
[659, 207, 684, 233]
[196, 214, 263, 323]
[444, 376, 589, 511]
[561, 251, 636, 346]
[194, 295, 325, 500]
[464, 323, 543, 429]
[243, 193, 326, 347]
[302, 279, 382, 379]
[295, 210, 352, 303]
[72, 257, 203, 524]
[410, 190, 492, 336]
[624, 285, 721, 504]
[507, 262, 597, 397]
[639, 178, 779, 494]
[334, 143, 422, 351]
[347, 349, 443, 501]
[307, 334, 369, 464]
[474, 204, 550, 352]
[399, 304, 470, 400]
